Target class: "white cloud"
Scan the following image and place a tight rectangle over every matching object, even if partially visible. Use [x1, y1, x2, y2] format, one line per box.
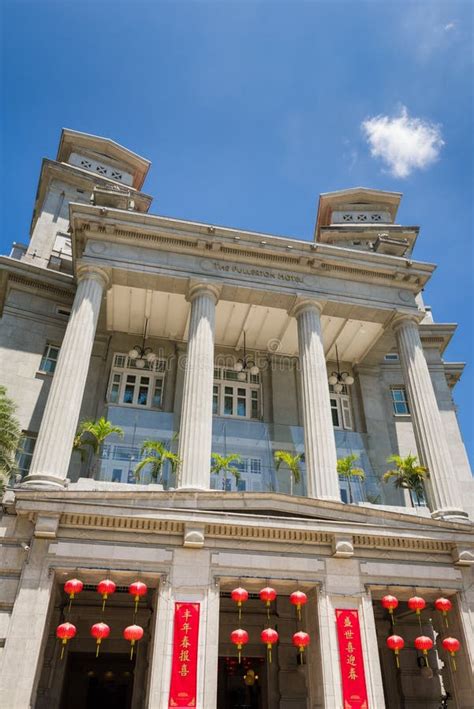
[361, 107, 444, 178]
[444, 21, 456, 31]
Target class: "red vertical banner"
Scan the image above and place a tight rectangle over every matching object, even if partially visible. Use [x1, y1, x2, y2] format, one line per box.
[335, 609, 369, 709]
[169, 602, 200, 707]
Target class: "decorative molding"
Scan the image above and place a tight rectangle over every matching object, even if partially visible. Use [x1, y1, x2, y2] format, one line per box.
[205, 524, 332, 544]
[332, 534, 354, 558]
[451, 545, 474, 566]
[183, 522, 206, 548]
[34, 513, 60, 539]
[60, 513, 184, 535]
[354, 534, 451, 553]
[8, 274, 74, 300]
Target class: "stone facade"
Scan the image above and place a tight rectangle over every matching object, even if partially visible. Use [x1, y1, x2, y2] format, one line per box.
[0, 131, 472, 708]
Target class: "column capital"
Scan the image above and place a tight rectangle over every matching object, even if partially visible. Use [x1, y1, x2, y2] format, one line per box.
[76, 264, 112, 290]
[186, 280, 221, 304]
[288, 297, 324, 319]
[391, 312, 422, 333]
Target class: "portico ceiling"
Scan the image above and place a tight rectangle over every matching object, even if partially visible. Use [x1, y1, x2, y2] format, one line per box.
[106, 285, 384, 363]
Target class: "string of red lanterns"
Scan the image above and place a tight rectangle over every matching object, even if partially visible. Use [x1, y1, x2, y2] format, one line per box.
[124, 624, 144, 660]
[129, 581, 148, 613]
[91, 622, 110, 657]
[292, 631, 310, 660]
[97, 579, 116, 611]
[261, 627, 279, 663]
[260, 586, 276, 619]
[56, 622, 77, 660]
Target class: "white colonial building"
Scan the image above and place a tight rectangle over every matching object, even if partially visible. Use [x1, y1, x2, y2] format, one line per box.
[0, 130, 473, 709]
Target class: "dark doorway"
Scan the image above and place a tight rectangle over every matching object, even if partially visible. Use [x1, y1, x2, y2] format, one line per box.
[217, 656, 265, 709]
[60, 653, 135, 709]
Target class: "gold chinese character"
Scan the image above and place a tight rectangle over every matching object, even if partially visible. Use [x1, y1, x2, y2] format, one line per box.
[346, 642, 354, 653]
[181, 622, 192, 633]
[179, 650, 190, 662]
[179, 663, 189, 677]
[182, 609, 192, 620]
[348, 667, 357, 681]
[344, 630, 354, 639]
[344, 617, 353, 628]
[346, 654, 356, 667]
[180, 636, 191, 648]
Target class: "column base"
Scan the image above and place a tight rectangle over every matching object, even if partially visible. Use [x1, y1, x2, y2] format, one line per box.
[431, 508, 471, 523]
[20, 474, 67, 490]
[176, 485, 210, 492]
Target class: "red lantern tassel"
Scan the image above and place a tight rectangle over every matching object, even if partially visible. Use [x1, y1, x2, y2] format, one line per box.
[268, 644, 272, 664]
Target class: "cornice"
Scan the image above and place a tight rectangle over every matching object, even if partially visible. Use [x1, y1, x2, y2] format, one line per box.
[69, 205, 435, 293]
[0, 257, 75, 315]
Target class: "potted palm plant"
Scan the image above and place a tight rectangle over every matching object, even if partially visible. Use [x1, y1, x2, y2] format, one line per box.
[210, 453, 242, 490]
[134, 440, 181, 486]
[73, 417, 124, 477]
[274, 450, 302, 496]
[337, 454, 365, 504]
[0, 386, 22, 492]
[383, 454, 429, 507]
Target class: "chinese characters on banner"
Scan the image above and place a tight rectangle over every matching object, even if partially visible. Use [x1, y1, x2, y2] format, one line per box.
[169, 602, 200, 708]
[335, 609, 369, 709]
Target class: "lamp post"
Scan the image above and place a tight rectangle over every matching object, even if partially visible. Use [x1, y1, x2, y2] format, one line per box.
[234, 332, 259, 380]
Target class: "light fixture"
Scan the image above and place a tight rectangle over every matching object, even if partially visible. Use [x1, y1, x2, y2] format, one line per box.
[128, 317, 157, 369]
[234, 332, 259, 377]
[328, 345, 354, 390]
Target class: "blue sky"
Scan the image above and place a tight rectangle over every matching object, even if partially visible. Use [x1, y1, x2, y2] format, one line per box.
[1, 1, 473, 464]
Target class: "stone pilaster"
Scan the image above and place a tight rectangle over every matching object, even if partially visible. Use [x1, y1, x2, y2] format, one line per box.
[22, 265, 110, 489]
[393, 315, 468, 521]
[177, 283, 219, 490]
[291, 299, 340, 501]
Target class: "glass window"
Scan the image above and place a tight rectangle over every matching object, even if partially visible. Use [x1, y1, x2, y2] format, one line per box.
[39, 344, 60, 374]
[224, 386, 233, 415]
[237, 479, 246, 492]
[251, 390, 259, 419]
[237, 388, 247, 416]
[391, 387, 410, 415]
[110, 373, 121, 403]
[330, 397, 340, 427]
[250, 458, 261, 475]
[107, 355, 165, 409]
[213, 385, 219, 414]
[329, 387, 353, 431]
[15, 434, 37, 477]
[111, 469, 122, 483]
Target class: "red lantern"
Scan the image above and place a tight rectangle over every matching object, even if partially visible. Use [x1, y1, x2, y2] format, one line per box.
[56, 622, 76, 660]
[435, 597, 452, 627]
[386, 634, 404, 668]
[414, 634, 433, 669]
[261, 627, 278, 663]
[123, 624, 144, 660]
[260, 587, 277, 618]
[442, 637, 460, 671]
[231, 587, 249, 620]
[129, 581, 147, 613]
[292, 631, 310, 660]
[230, 628, 249, 663]
[64, 578, 83, 600]
[408, 596, 426, 615]
[97, 579, 116, 611]
[290, 591, 308, 621]
[91, 622, 110, 656]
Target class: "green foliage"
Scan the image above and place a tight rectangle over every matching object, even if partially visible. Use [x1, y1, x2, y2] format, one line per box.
[274, 450, 302, 495]
[337, 454, 365, 504]
[73, 417, 123, 477]
[210, 453, 242, 484]
[0, 386, 22, 489]
[383, 454, 429, 506]
[134, 440, 181, 483]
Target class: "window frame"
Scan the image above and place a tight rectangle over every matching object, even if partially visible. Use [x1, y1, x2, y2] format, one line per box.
[39, 343, 61, 374]
[329, 385, 353, 430]
[107, 353, 166, 410]
[390, 386, 410, 416]
[15, 433, 37, 477]
[213, 368, 261, 420]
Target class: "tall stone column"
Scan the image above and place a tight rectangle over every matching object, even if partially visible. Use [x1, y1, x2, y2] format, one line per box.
[291, 299, 340, 501]
[393, 315, 468, 521]
[178, 283, 219, 490]
[22, 265, 110, 489]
